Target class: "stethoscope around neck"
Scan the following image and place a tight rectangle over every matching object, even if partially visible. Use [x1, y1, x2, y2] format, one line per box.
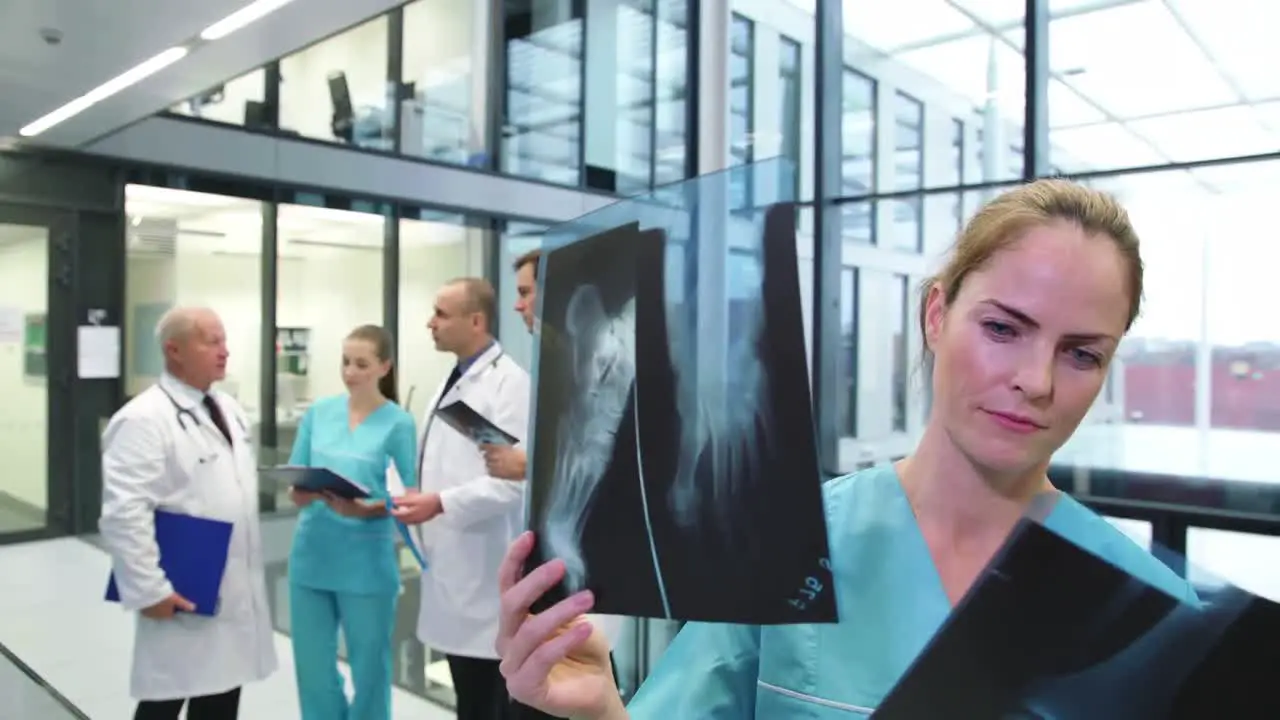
[158, 385, 245, 460]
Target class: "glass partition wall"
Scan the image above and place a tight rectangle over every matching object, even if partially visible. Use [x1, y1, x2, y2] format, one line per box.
[164, 0, 698, 194]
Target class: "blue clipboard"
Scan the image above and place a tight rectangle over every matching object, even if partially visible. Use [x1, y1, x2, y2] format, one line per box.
[261, 465, 372, 500]
[105, 509, 234, 617]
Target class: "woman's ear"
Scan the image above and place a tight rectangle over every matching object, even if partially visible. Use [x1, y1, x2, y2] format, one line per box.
[923, 283, 947, 353]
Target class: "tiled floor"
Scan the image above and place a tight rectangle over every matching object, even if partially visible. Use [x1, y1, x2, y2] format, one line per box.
[0, 538, 453, 720]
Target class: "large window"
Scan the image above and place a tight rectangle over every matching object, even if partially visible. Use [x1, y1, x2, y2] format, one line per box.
[1047, 3, 1280, 174]
[0, 220, 49, 535]
[838, 0, 1026, 185]
[502, 0, 693, 191]
[168, 69, 270, 129]
[778, 34, 802, 199]
[123, 185, 266, 415]
[728, 14, 755, 209]
[278, 16, 393, 149]
[275, 203, 388, 446]
[840, 69, 876, 245]
[400, 0, 489, 166]
[503, 0, 586, 186]
[398, 213, 488, 420]
[890, 91, 924, 252]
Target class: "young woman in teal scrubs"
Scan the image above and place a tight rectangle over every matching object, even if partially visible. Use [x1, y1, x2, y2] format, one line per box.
[287, 324, 418, 720]
[491, 179, 1201, 718]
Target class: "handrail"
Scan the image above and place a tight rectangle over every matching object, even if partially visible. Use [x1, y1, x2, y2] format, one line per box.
[0, 639, 92, 720]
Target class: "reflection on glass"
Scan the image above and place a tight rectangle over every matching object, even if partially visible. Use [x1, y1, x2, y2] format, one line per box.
[1089, 168, 1207, 429]
[651, 0, 692, 188]
[600, 0, 693, 194]
[841, 0, 1025, 184]
[891, 92, 924, 252]
[841, 69, 876, 245]
[1200, 182, 1280, 433]
[169, 69, 269, 128]
[729, 13, 755, 211]
[779, 35, 802, 201]
[838, 267, 856, 436]
[123, 185, 265, 421]
[278, 16, 392, 149]
[275, 203, 386, 453]
[399, 0, 487, 166]
[503, 0, 584, 186]
[0, 220, 49, 535]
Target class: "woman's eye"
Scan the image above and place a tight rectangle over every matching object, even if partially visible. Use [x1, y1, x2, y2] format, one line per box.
[982, 320, 1016, 339]
[1068, 348, 1102, 368]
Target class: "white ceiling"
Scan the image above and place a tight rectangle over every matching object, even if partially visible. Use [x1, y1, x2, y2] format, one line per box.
[124, 185, 470, 258]
[0, 0, 404, 148]
[829, 0, 1280, 185]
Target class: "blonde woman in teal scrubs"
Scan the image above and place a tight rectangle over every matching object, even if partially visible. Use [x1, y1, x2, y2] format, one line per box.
[287, 325, 418, 720]
[492, 180, 1199, 718]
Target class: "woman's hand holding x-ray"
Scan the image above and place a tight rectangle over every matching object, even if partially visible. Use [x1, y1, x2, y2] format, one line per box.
[497, 532, 628, 720]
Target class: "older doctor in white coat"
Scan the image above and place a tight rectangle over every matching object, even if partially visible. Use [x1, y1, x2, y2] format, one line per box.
[392, 277, 531, 720]
[99, 307, 277, 720]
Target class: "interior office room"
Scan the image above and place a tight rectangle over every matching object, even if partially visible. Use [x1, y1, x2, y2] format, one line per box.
[162, 0, 696, 195]
[2, 0, 1280, 716]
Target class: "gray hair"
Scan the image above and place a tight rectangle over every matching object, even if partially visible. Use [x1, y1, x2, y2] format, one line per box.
[155, 306, 214, 347]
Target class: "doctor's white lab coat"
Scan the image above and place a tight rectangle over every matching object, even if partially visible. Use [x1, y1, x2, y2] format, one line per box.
[413, 342, 533, 659]
[99, 373, 277, 701]
[412, 342, 625, 658]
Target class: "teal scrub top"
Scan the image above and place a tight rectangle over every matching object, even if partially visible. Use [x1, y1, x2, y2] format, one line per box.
[628, 464, 1198, 718]
[287, 394, 418, 596]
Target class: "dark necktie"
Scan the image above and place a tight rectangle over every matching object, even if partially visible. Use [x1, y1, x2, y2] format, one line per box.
[203, 395, 233, 445]
[442, 365, 462, 398]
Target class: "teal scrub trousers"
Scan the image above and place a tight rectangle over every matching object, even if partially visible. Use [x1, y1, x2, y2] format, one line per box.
[290, 584, 399, 720]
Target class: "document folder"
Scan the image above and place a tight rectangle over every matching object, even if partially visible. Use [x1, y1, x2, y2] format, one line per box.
[261, 466, 372, 500]
[105, 509, 234, 618]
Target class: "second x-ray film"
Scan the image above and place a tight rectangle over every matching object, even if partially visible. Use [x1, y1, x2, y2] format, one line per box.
[873, 512, 1280, 719]
[524, 159, 835, 625]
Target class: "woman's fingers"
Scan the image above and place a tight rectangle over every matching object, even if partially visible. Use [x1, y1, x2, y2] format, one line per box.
[500, 589, 595, 680]
[498, 531, 535, 595]
[506, 621, 594, 702]
[497, 553, 565, 656]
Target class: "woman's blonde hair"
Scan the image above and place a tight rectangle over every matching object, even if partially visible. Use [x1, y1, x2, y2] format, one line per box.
[919, 178, 1144, 351]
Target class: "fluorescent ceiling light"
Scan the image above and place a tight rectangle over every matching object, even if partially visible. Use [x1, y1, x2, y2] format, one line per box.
[19, 46, 188, 137]
[200, 0, 298, 41]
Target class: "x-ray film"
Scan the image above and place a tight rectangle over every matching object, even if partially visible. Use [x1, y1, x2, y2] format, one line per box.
[524, 159, 835, 625]
[434, 399, 520, 446]
[873, 511, 1280, 719]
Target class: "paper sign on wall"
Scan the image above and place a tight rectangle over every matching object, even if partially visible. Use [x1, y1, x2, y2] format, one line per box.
[0, 306, 20, 345]
[78, 325, 121, 379]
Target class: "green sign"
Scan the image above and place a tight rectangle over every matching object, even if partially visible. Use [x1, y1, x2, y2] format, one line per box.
[23, 313, 46, 378]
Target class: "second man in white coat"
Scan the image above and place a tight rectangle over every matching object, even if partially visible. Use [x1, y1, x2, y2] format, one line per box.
[392, 278, 530, 720]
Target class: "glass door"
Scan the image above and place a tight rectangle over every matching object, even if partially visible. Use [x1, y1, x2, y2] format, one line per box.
[0, 203, 72, 544]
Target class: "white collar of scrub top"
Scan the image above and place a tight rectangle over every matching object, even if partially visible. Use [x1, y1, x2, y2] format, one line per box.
[439, 340, 505, 406]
